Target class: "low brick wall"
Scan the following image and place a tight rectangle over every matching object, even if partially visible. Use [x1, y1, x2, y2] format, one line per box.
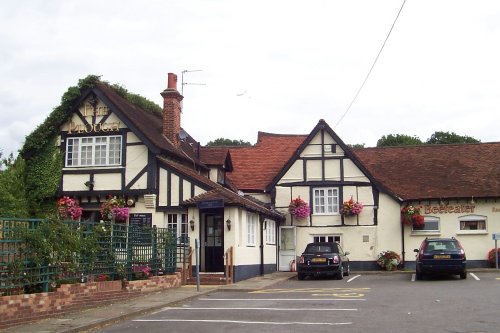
[0, 273, 182, 329]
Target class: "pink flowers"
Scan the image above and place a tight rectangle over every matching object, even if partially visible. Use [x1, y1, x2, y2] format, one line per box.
[111, 207, 129, 222]
[289, 197, 311, 219]
[56, 196, 83, 220]
[341, 197, 364, 217]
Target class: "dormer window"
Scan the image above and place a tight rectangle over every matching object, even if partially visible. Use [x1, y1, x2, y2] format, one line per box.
[66, 135, 122, 167]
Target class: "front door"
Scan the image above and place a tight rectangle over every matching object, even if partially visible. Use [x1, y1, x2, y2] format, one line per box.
[279, 226, 296, 271]
[204, 214, 224, 272]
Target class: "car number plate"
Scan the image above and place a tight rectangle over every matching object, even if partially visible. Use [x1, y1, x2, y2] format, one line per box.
[311, 257, 326, 263]
[433, 254, 451, 259]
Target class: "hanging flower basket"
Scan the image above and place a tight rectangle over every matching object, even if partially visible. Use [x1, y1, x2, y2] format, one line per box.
[100, 195, 129, 222]
[288, 197, 310, 219]
[341, 197, 364, 217]
[56, 196, 83, 220]
[401, 205, 424, 229]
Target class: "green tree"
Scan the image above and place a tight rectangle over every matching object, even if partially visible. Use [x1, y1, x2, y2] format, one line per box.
[426, 131, 480, 144]
[0, 156, 29, 217]
[206, 138, 252, 146]
[376, 134, 423, 147]
[348, 143, 366, 149]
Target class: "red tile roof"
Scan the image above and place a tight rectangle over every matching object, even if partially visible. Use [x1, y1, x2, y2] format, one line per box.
[97, 83, 207, 170]
[227, 132, 308, 191]
[353, 143, 500, 201]
[199, 147, 230, 167]
[157, 156, 283, 219]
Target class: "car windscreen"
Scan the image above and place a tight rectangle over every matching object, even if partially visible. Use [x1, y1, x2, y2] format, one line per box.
[305, 243, 338, 253]
[424, 241, 458, 253]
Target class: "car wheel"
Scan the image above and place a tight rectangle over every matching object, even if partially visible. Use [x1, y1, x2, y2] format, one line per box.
[344, 263, 350, 277]
[336, 265, 344, 280]
[460, 271, 467, 279]
[297, 272, 306, 280]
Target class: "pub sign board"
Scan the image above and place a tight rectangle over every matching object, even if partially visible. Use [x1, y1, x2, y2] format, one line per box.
[129, 213, 153, 228]
[197, 199, 224, 210]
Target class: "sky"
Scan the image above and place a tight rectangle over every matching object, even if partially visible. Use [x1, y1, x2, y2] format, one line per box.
[1, 0, 500, 157]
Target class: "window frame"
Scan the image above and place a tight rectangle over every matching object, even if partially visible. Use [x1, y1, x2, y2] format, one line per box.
[312, 187, 340, 215]
[65, 135, 122, 167]
[165, 212, 188, 244]
[266, 220, 276, 245]
[457, 214, 487, 234]
[246, 213, 257, 246]
[412, 216, 440, 233]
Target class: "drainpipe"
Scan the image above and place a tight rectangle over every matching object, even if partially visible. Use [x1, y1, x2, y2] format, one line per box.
[260, 215, 265, 276]
[401, 207, 406, 268]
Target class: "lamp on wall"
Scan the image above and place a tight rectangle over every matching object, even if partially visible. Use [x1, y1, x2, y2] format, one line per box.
[189, 219, 195, 231]
[226, 218, 231, 231]
[470, 196, 475, 204]
[84, 180, 95, 188]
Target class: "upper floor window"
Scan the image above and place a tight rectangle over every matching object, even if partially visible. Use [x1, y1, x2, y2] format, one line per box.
[459, 215, 487, 232]
[313, 188, 339, 214]
[66, 135, 122, 167]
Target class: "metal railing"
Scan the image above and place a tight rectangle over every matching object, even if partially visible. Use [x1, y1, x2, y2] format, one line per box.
[0, 218, 188, 296]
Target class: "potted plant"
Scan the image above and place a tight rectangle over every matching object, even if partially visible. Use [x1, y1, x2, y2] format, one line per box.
[341, 197, 364, 217]
[288, 197, 310, 219]
[376, 250, 402, 271]
[487, 248, 500, 267]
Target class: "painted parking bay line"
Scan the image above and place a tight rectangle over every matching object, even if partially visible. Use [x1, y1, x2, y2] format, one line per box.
[470, 273, 480, 281]
[200, 298, 366, 301]
[159, 307, 358, 312]
[133, 319, 352, 326]
[347, 275, 361, 283]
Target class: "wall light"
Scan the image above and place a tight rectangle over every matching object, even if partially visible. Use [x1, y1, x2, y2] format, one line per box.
[226, 218, 231, 231]
[189, 219, 195, 231]
[84, 180, 95, 188]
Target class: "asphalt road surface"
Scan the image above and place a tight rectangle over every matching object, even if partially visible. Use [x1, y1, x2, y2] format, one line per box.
[97, 272, 500, 333]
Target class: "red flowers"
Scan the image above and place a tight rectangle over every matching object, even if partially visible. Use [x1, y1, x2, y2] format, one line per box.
[341, 197, 364, 217]
[401, 205, 424, 228]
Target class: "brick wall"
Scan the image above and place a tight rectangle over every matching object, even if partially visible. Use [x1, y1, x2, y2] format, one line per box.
[0, 273, 181, 329]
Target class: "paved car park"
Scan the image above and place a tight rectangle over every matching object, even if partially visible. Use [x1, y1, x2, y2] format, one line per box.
[98, 271, 500, 333]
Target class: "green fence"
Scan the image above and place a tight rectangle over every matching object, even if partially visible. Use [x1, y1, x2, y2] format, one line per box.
[0, 218, 188, 296]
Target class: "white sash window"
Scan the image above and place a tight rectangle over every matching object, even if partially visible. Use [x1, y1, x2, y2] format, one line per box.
[66, 135, 122, 167]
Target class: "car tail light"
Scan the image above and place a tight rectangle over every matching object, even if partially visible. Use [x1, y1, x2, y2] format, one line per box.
[418, 242, 427, 261]
[299, 256, 304, 264]
[333, 255, 340, 264]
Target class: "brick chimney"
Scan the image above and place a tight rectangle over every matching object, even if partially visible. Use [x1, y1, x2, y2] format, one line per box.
[161, 73, 184, 147]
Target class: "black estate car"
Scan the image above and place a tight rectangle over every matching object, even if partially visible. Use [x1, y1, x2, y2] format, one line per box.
[297, 242, 350, 280]
[414, 237, 467, 280]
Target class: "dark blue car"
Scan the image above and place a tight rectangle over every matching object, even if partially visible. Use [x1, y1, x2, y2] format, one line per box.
[414, 237, 467, 280]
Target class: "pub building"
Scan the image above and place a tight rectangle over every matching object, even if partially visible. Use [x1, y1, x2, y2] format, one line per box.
[56, 72, 500, 281]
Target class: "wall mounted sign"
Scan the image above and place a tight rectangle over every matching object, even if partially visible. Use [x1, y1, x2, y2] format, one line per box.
[67, 101, 120, 134]
[197, 199, 224, 209]
[423, 204, 476, 215]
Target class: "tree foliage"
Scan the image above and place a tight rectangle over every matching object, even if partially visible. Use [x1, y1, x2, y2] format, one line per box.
[377, 134, 423, 147]
[426, 131, 480, 144]
[206, 138, 252, 147]
[0, 156, 29, 217]
[377, 131, 480, 147]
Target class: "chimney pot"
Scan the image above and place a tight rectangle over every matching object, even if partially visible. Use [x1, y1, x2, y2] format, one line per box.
[167, 73, 178, 90]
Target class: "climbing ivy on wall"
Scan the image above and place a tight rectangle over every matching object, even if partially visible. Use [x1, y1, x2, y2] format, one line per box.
[17, 75, 162, 217]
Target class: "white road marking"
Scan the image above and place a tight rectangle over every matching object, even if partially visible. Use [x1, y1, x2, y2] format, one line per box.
[159, 307, 358, 311]
[470, 273, 480, 281]
[133, 319, 352, 326]
[347, 275, 361, 283]
[411, 274, 416, 282]
[200, 298, 366, 301]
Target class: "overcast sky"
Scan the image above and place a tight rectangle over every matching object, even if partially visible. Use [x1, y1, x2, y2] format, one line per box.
[1, 0, 499, 156]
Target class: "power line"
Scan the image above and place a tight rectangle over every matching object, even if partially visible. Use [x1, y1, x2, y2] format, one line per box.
[334, 0, 407, 129]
